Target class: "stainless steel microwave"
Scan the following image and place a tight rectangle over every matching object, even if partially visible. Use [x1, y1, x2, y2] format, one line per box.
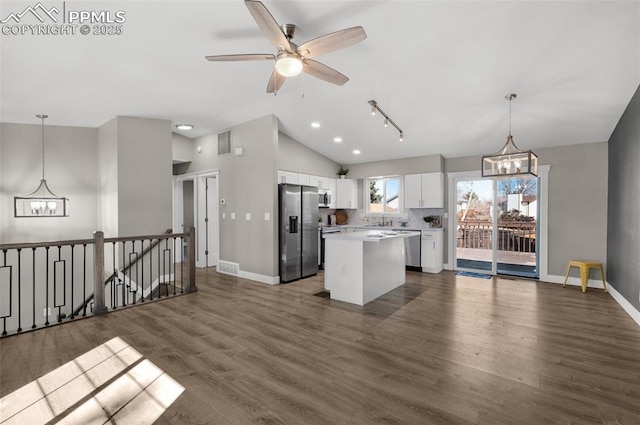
[319, 190, 331, 208]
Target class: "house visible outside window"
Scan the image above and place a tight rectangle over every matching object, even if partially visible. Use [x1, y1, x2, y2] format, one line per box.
[366, 176, 403, 215]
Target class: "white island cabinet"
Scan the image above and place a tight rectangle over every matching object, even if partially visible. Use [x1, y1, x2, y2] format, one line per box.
[323, 230, 420, 305]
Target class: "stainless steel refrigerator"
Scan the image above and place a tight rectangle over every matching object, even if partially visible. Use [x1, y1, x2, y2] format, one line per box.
[279, 184, 319, 283]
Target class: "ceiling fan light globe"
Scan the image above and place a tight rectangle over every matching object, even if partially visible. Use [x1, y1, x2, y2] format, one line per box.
[275, 54, 303, 77]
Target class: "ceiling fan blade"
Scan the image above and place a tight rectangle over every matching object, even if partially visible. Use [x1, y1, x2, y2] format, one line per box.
[303, 59, 349, 86]
[266, 69, 286, 93]
[245, 0, 291, 51]
[297, 26, 366, 58]
[206, 54, 275, 62]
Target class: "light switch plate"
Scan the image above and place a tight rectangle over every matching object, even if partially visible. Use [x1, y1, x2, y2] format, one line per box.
[222, 212, 226, 219]
[264, 213, 270, 221]
[246, 213, 251, 221]
[231, 212, 236, 220]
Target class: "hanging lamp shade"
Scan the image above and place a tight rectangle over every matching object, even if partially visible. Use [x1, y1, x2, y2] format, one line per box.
[14, 115, 69, 217]
[481, 94, 538, 178]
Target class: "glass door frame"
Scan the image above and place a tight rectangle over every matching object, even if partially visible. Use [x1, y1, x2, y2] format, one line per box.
[448, 167, 549, 279]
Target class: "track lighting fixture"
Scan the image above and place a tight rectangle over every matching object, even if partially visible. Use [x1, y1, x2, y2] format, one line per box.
[367, 100, 404, 141]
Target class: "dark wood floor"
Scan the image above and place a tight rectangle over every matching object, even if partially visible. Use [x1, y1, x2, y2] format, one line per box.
[2, 269, 640, 424]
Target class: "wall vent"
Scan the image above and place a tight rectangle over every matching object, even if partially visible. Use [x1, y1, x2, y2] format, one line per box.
[218, 260, 239, 276]
[217, 131, 231, 156]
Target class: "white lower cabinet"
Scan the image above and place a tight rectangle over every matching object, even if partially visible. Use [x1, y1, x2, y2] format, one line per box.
[421, 229, 443, 273]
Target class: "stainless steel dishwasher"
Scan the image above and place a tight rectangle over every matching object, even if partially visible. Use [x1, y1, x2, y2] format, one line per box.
[405, 233, 421, 270]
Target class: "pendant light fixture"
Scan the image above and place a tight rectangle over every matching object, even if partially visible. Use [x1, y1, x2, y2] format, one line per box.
[14, 115, 69, 217]
[481, 94, 538, 177]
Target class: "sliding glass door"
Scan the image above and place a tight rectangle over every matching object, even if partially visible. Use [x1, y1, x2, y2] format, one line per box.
[455, 176, 538, 278]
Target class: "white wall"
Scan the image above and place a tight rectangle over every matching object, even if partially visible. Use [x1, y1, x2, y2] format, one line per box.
[277, 132, 340, 177]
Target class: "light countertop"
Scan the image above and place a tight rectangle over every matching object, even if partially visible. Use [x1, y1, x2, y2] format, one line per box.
[322, 230, 421, 242]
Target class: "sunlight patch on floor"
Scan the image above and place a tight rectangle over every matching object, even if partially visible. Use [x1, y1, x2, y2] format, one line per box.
[0, 337, 184, 425]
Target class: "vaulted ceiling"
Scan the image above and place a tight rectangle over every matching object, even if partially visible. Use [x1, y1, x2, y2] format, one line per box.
[1, 0, 638, 164]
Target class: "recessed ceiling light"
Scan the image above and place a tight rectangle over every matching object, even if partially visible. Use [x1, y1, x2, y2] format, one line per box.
[334, 137, 342, 143]
[353, 149, 361, 155]
[175, 124, 193, 130]
[311, 122, 321, 128]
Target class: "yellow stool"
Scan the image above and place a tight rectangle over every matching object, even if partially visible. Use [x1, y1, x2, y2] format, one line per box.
[563, 260, 607, 293]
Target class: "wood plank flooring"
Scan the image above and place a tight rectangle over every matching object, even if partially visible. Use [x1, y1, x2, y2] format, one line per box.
[1, 269, 639, 424]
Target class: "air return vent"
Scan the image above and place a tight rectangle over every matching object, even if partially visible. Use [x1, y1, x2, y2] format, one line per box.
[218, 260, 239, 276]
[217, 131, 231, 156]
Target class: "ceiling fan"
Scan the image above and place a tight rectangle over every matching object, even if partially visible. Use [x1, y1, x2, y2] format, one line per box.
[206, 0, 367, 93]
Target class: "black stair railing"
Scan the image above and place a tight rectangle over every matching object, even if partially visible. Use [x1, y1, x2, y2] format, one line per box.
[0, 227, 197, 337]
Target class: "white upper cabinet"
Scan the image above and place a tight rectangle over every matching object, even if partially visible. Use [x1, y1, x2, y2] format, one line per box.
[308, 175, 331, 189]
[278, 170, 298, 184]
[335, 179, 358, 209]
[404, 172, 444, 208]
[297, 173, 311, 186]
[328, 179, 337, 208]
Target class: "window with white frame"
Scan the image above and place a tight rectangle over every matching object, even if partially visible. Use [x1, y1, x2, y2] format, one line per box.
[366, 176, 403, 215]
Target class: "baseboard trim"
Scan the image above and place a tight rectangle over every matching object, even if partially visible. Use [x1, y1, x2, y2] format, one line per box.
[238, 270, 280, 285]
[542, 274, 640, 327]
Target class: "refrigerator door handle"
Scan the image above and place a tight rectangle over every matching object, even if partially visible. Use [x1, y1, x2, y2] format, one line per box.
[289, 216, 299, 233]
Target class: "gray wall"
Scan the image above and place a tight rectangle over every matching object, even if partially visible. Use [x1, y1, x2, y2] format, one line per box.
[0, 122, 99, 243]
[97, 118, 119, 237]
[116, 117, 173, 237]
[97, 116, 173, 237]
[172, 133, 194, 163]
[278, 132, 340, 177]
[443, 142, 608, 276]
[179, 115, 279, 278]
[607, 84, 640, 311]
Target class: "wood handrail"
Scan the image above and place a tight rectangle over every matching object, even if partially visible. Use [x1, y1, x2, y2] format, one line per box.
[0, 238, 94, 251]
[0, 230, 187, 251]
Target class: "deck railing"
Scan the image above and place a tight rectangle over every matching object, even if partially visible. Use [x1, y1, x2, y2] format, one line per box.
[0, 228, 196, 337]
[457, 220, 536, 253]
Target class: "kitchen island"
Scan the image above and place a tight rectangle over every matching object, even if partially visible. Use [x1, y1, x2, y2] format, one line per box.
[323, 230, 421, 306]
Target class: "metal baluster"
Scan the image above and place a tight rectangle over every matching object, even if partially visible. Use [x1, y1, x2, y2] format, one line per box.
[112, 243, 117, 310]
[157, 238, 161, 298]
[82, 244, 87, 316]
[70, 245, 75, 319]
[31, 248, 36, 329]
[180, 234, 184, 294]
[17, 249, 22, 332]
[121, 241, 126, 308]
[149, 239, 153, 301]
[172, 237, 177, 295]
[57, 246, 63, 323]
[1, 250, 7, 335]
[132, 240, 137, 305]
[140, 240, 145, 302]
[45, 246, 50, 326]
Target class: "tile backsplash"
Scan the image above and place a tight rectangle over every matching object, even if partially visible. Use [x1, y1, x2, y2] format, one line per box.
[318, 208, 444, 229]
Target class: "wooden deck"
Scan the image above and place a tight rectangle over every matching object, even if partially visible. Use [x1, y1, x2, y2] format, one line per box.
[1, 268, 639, 424]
